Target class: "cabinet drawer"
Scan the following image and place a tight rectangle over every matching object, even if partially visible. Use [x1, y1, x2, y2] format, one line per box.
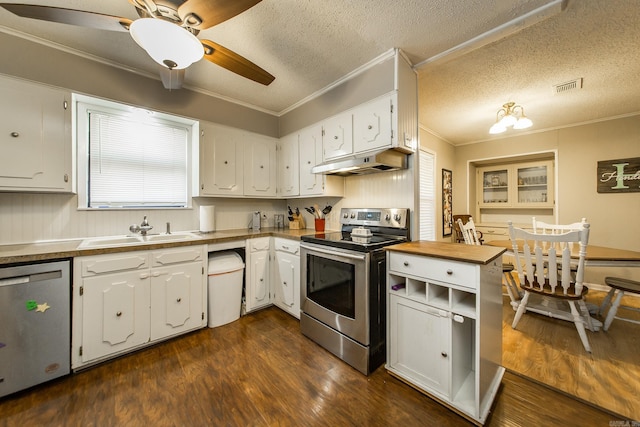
[80, 253, 149, 277]
[151, 245, 204, 267]
[247, 237, 270, 252]
[389, 252, 477, 289]
[273, 238, 299, 254]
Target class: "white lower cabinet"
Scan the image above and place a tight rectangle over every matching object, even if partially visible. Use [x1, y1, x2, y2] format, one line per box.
[272, 238, 300, 318]
[386, 245, 504, 425]
[72, 245, 206, 370]
[389, 295, 450, 395]
[245, 237, 271, 312]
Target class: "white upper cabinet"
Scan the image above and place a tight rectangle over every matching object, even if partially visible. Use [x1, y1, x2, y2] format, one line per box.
[0, 75, 72, 193]
[198, 122, 244, 197]
[353, 95, 393, 154]
[298, 125, 344, 197]
[277, 133, 299, 198]
[244, 133, 277, 197]
[322, 112, 353, 161]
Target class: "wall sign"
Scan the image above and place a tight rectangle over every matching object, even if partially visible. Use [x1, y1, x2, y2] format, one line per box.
[597, 157, 640, 193]
[442, 169, 453, 237]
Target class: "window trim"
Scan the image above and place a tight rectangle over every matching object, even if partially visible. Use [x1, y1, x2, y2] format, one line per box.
[74, 94, 198, 210]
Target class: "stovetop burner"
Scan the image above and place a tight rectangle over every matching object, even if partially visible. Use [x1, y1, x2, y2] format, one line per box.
[301, 208, 410, 252]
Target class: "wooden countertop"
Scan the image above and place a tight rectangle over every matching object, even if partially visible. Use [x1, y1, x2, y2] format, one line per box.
[0, 228, 319, 265]
[385, 240, 506, 265]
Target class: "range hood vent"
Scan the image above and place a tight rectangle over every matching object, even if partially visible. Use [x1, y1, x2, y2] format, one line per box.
[311, 149, 408, 176]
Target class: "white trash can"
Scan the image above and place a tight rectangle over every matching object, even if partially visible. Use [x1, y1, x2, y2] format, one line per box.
[207, 251, 244, 328]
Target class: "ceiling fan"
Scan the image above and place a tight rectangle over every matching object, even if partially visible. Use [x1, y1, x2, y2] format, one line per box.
[0, 0, 275, 87]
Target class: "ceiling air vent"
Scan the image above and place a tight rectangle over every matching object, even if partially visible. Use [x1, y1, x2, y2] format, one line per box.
[553, 78, 583, 95]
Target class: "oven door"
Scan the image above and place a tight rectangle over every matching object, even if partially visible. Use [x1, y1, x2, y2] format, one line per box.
[300, 242, 369, 345]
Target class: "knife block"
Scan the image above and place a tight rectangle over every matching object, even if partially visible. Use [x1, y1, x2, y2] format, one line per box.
[288, 214, 305, 229]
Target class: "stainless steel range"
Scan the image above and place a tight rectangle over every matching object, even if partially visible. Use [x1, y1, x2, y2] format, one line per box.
[300, 208, 410, 374]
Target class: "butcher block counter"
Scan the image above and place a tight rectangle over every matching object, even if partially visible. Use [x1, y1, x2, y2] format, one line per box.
[385, 240, 505, 264]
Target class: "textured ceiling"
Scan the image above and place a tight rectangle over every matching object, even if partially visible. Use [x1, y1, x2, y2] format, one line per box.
[418, 0, 640, 144]
[0, 0, 638, 145]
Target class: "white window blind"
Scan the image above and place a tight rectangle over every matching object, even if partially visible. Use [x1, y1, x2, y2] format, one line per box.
[87, 110, 188, 208]
[419, 149, 436, 240]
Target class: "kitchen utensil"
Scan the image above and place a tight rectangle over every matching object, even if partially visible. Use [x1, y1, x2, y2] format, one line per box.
[295, 207, 300, 216]
[313, 204, 321, 218]
[287, 206, 293, 216]
[305, 207, 315, 216]
[322, 205, 332, 216]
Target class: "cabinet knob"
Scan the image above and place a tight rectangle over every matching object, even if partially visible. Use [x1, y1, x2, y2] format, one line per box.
[283, 281, 287, 285]
[307, 161, 311, 164]
[441, 352, 448, 358]
[446, 269, 453, 275]
[260, 278, 264, 282]
[176, 298, 182, 303]
[367, 125, 372, 130]
[116, 311, 122, 317]
[403, 261, 409, 267]
[260, 165, 264, 169]
[334, 136, 338, 140]
[10, 131, 19, 138]
[64, 174, 69, 183]
[224, 160, 228, 164]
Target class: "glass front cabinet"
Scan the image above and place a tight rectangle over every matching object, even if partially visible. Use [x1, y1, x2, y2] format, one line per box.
[477, 160, 554, 209]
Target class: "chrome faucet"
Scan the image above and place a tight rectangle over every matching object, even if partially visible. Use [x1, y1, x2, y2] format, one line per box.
[129, 215, 153, 236]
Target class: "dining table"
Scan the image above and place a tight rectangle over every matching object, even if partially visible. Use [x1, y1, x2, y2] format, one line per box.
[485, 239, 640, 332]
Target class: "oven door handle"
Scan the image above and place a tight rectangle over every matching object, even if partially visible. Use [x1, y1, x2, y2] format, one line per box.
[301, 244, 366, 261]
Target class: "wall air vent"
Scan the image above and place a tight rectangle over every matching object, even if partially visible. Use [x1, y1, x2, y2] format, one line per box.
[553, 78, 583, 95]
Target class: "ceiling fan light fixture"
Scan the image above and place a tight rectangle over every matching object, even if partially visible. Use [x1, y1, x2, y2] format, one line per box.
[130, 18, 203, 70]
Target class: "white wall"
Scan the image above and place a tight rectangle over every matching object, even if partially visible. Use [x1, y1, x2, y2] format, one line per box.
[0, 193, 285, 244]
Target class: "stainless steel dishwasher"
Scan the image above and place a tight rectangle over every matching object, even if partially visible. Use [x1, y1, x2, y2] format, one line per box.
[0, 260, 70, 398]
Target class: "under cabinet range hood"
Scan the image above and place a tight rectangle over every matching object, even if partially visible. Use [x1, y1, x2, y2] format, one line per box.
[311, 149, 408, 176]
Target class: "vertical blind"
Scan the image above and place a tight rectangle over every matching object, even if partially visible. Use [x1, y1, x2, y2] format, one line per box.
[419, 149, 436, 241]
[88, 111, 188, 208]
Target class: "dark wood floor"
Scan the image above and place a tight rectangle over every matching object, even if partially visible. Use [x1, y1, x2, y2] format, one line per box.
[0, 307, 625, 426]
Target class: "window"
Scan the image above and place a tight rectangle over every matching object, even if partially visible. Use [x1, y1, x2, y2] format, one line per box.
[419, 149, 436, 240]
[75, 94, 196, 209]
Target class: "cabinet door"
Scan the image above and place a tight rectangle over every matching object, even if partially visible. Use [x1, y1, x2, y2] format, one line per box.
[199, 123, 244, 196]
[150, 261, 204, 340]
[353, 95, 392, 154]
[274, 251, 300, 318]
[322, 113, 353, 161]
[81, 270, 150, 363]
[299, 125, 325, 196]
[246, 245, 270, 312]
[389, 294, 450, 397]
[0, 76, 71, 192]
[244, 133, 277, 197]
[515, 161, 554, 207]
[478, 166, 510, 207]
[277, 133, 299, 197]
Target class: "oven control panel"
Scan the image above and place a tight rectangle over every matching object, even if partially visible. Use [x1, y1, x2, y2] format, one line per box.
[340, 208, 408, 229]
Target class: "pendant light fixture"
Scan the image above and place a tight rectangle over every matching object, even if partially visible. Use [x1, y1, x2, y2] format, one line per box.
[489, 102, 533, 134]
[130, 18, 204, 70]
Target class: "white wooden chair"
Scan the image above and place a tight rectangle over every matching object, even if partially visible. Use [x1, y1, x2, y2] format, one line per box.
[508, 220, 593, 352]
[456, 217, 519, 303]
[456, 216, 483, 246]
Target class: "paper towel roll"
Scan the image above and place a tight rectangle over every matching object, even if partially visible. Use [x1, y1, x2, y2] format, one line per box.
[199, 205, 215, 233]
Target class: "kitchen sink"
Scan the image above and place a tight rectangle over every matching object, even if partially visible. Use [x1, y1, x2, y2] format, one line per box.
[141, 233, 200, 243]
[78, 232, 200, 249]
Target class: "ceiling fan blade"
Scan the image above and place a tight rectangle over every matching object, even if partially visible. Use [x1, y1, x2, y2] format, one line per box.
[178, 0, 261, 30]
[201, 39, 274, 86]
[0, 3, 132, 31]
